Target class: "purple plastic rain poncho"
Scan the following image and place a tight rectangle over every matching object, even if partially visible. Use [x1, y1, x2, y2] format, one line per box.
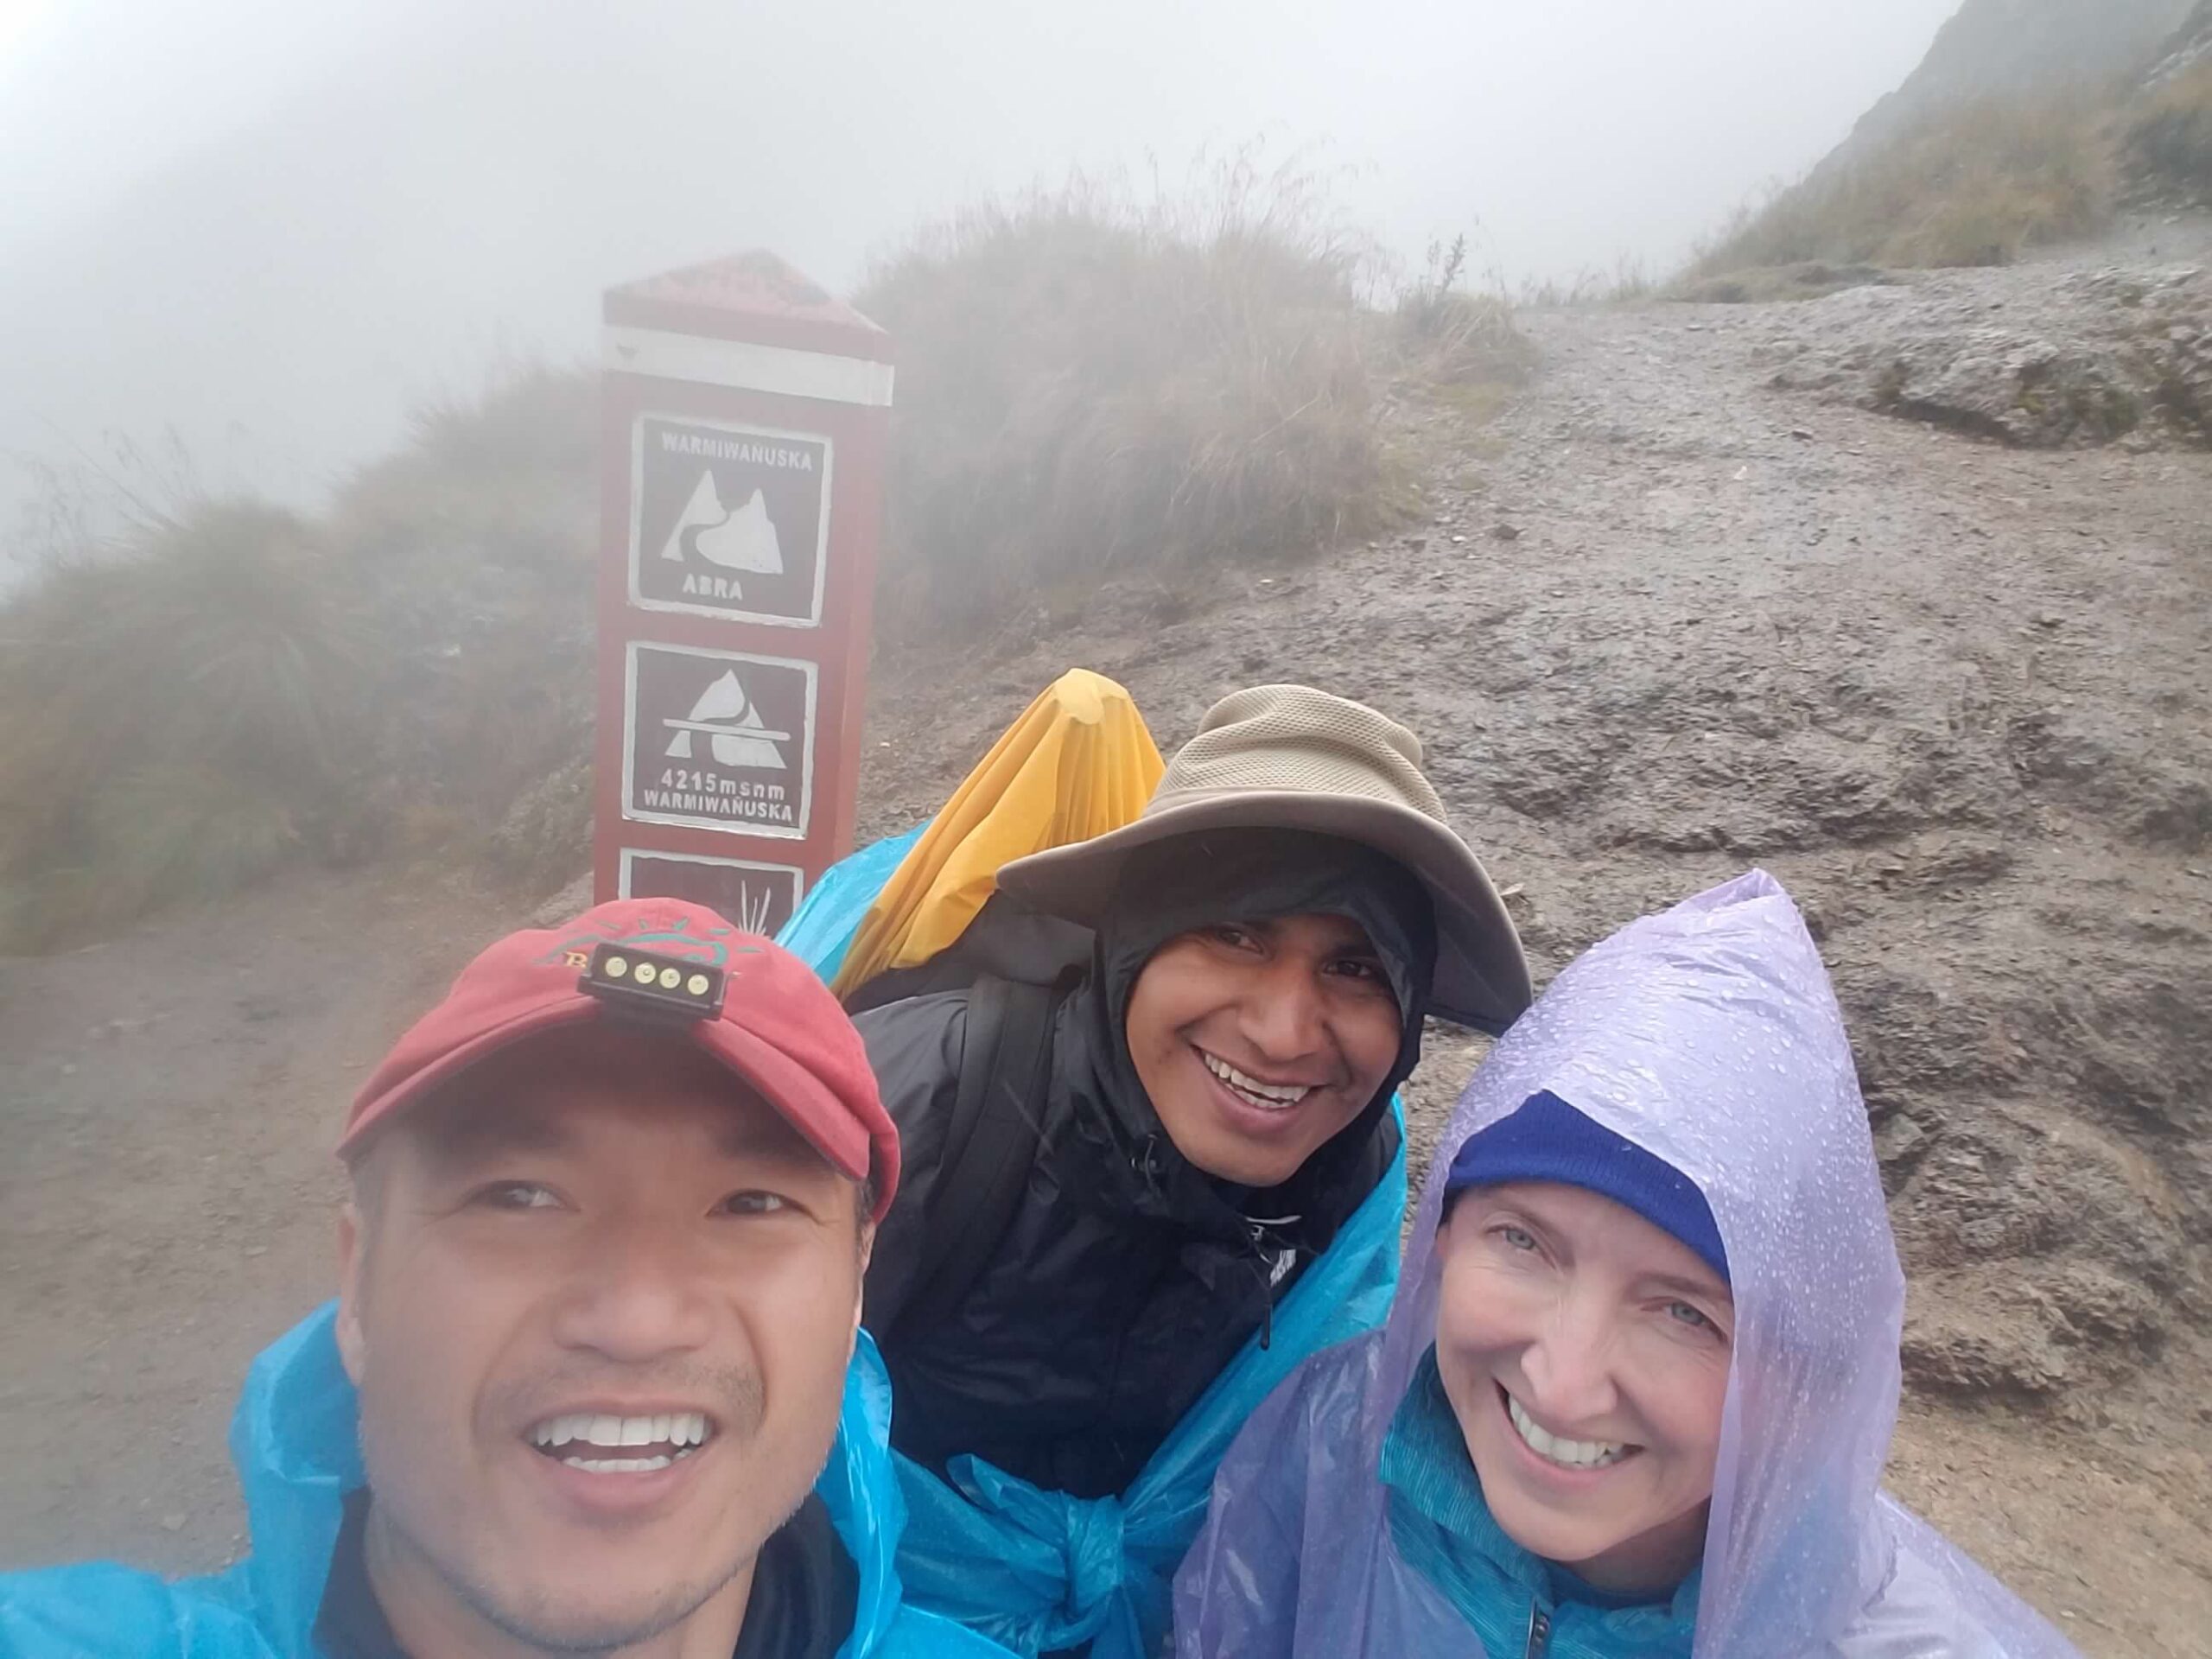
[1173, 871, 2079, 1658]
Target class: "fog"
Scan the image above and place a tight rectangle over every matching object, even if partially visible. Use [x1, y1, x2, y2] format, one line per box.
[0, 0, 1958, 534]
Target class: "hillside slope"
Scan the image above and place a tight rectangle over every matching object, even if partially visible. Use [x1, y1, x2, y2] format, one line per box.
[3, 238, 2209, 1653]
[1831, 0, 2194, 169]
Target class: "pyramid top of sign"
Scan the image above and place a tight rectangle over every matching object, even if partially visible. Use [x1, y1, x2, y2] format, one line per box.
[607, 251, 893, 363]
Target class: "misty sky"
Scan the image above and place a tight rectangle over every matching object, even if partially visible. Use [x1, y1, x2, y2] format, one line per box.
[0, 0, 1961, 536]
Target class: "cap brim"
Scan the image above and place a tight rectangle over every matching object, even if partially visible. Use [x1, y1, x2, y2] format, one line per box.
[995, 791, 1533, 1033]
[339, 995, 875, 1194]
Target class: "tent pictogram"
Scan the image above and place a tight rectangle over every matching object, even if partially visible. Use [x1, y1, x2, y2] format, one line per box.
[663, 669, 790, 769]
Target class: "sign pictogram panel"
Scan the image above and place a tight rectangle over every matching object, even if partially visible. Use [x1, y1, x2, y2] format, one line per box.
[623, 642, 816, 838]
[630, 414, 831, 626]
[618, 849, 804, 939]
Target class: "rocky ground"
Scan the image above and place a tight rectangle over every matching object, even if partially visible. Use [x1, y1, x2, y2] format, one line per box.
[3, 227, 2208, 1655]
[1761, 220, 2212, 450]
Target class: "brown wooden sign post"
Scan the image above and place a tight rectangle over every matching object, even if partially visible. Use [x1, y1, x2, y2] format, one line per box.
[593, 252, 893, 937]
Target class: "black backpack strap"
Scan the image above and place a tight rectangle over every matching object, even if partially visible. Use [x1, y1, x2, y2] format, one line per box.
[890, 972, 1064, 1344]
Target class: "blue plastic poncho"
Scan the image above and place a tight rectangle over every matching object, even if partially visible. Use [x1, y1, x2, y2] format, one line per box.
[781, 836, 1408, 1658]
[1173, 871, 2079, 1657]
[0, 1309, 1011, 1657]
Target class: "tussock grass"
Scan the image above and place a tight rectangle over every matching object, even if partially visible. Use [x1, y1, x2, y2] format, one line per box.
[0, 501, 366, 944]
[1391, 235, 1542, 385]
[1673, 263, 1900, 306]
[858, 161, 1395, 632]
[1692, 95, 2116, 276]
[334, 364, 598, 847]
[0, 368, 599, 949]
[1509, 259, 1656, 311]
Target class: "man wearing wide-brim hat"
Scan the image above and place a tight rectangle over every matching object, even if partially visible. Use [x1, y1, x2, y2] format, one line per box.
[850, 683, 1531, 1654]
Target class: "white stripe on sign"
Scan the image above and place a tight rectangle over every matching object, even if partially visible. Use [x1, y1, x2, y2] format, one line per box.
[604, 326, 895, 407]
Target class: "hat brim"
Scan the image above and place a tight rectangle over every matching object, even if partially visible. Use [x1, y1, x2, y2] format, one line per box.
[995, 791, 1533, 1033]
[339, 996, 884, 1214]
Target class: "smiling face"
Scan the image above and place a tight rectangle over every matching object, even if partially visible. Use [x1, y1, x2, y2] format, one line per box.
[1122, 911, 1405, 1187]
[335, 1025, 869, 1656]
[1433, 1181, 1734, 1597]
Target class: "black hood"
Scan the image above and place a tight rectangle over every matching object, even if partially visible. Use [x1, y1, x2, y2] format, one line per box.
[1049, 828, 1435, 1248]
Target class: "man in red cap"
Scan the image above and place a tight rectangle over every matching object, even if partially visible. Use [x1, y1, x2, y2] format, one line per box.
[0, 899, 1006, 1659]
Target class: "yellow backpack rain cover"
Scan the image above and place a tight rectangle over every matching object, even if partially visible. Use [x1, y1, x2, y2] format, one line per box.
[830, 668, 1163, 999]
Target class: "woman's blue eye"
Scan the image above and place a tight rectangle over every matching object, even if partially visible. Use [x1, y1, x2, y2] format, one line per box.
[1666, 1300, 1713, 1330]
[1498, 1225, 1537, 1251]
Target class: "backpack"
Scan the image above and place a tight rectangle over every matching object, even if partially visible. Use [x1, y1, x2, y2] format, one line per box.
[843, 894, 1090, 1344]
[782, 667, 1166, 1348]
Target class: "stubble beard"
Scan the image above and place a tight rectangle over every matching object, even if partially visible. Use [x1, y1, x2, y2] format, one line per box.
[359, 1359, 776, 1657]
[366, 1497, 747, 1656]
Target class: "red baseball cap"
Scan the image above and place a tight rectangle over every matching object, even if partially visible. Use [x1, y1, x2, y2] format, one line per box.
[340, 898, 899, 1221]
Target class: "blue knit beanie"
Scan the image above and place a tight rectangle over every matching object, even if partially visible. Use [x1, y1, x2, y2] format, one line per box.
[1442, 1091, 1730, 1283]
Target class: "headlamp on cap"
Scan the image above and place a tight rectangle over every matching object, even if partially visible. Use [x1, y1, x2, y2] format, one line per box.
[579, 943, 726, 1024]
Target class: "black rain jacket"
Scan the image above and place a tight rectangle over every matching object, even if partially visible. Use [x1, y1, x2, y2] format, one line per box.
[855, 830, 1434, 1499]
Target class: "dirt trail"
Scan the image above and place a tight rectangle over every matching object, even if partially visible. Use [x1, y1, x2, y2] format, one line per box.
[4, 249, 2208, 1655]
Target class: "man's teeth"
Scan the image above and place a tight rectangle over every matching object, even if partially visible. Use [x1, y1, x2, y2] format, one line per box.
[530, 1410, 710, 1472]
[1506, 1393, 1628, 1469]
[1201, 1051, 1313, 1110]
[559, 1454, 677, 1473]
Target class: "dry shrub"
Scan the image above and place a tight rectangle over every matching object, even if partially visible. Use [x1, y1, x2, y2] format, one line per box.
[334, 364, 598, 843]
[1672, 262, 1900, 306]
[1510, 259, 1656, 311]
[1693, 95, 2116, 276]
[0, 367, 601, 949]
[1393, 235, 1541, 385]
[0, 501, 366, 945]
[341, 363, 597, 575]
[1402, 290, 1535, 385]
[2123, 57, 2212, 201]
[858, 162, 1390, 632]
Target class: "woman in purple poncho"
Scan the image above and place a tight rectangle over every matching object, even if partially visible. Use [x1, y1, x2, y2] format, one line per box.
[1172, 871, 2077, 1658]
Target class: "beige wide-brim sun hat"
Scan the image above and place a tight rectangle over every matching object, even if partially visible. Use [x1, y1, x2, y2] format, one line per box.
[995, 684, 1533, 1033]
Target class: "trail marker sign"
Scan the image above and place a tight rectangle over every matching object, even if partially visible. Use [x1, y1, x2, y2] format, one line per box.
[595, 252, 892, 940]
[623, 642, 816, 836]
[632, 416, 830, 625]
